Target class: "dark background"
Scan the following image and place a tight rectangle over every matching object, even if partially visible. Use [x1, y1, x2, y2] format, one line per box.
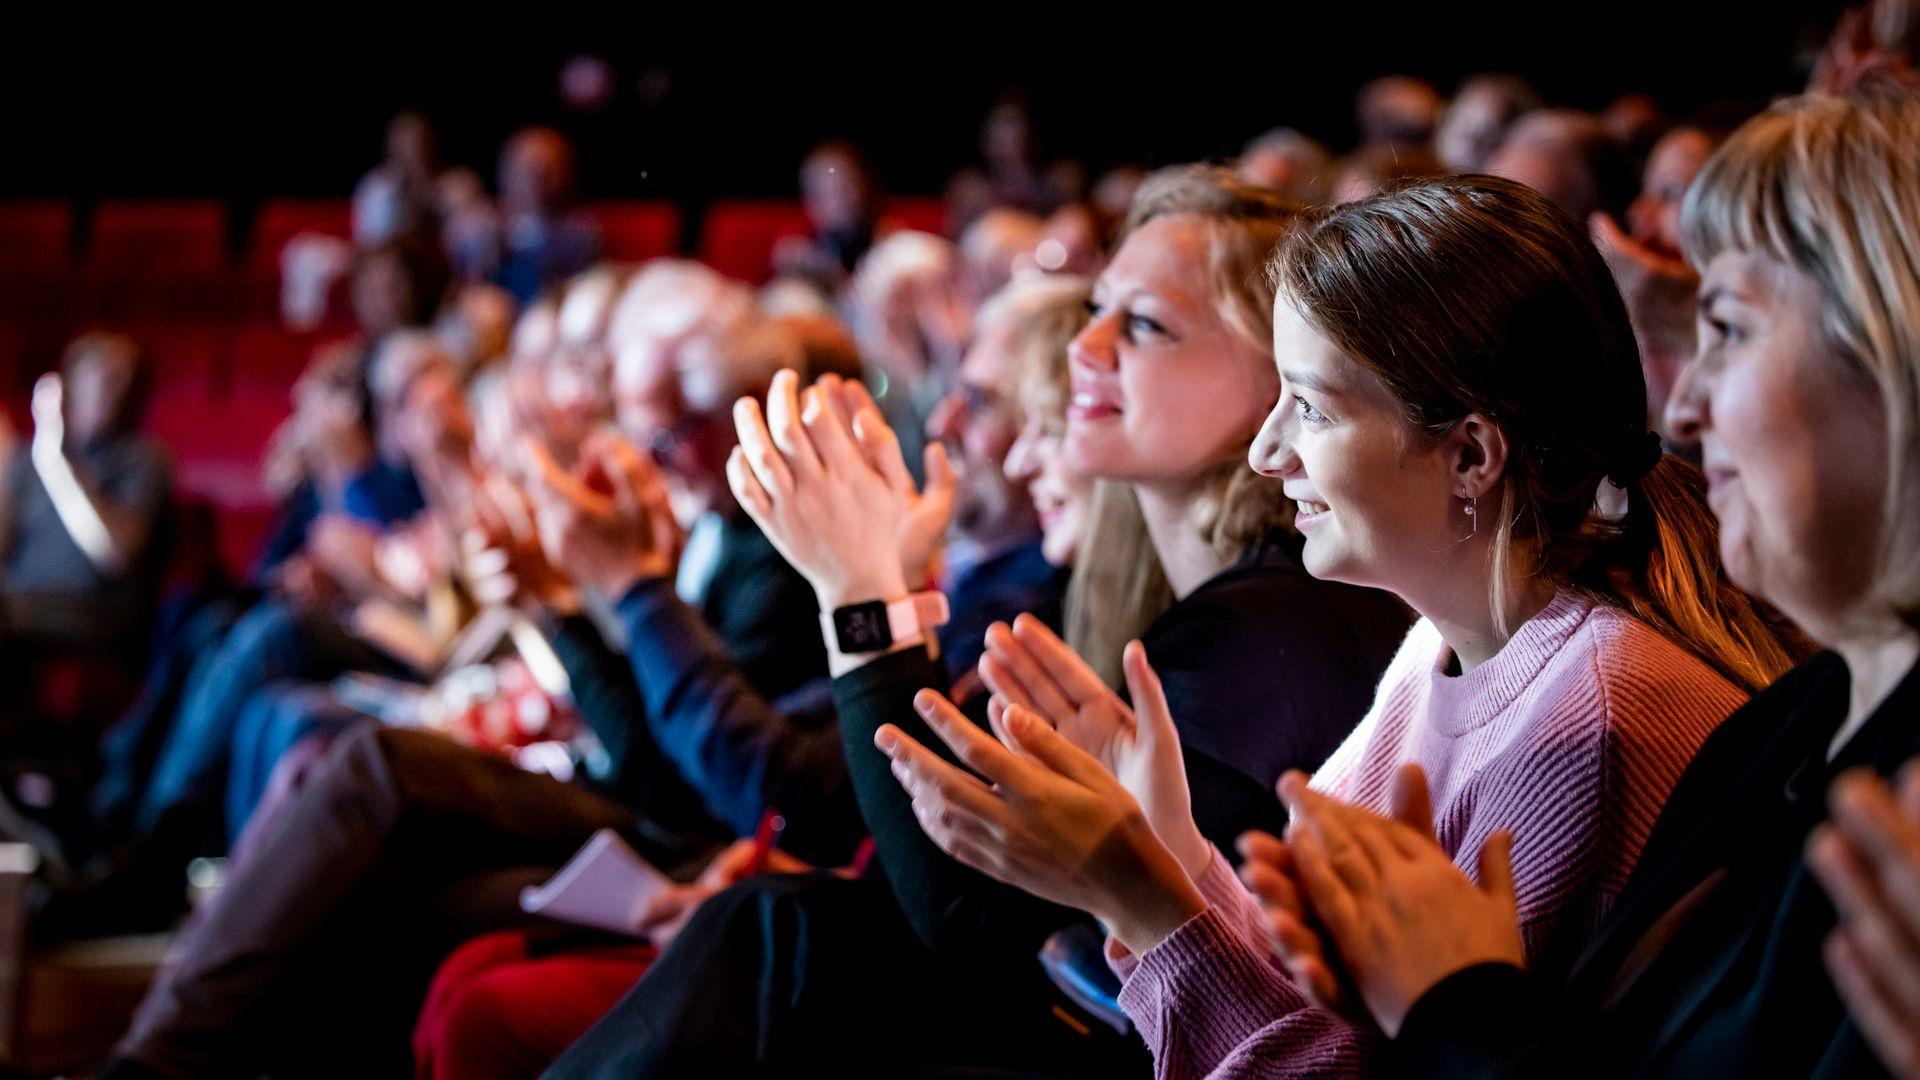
[0, 3, 1849, 205]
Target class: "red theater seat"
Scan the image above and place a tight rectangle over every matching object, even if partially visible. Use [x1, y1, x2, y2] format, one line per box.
[586, 202, 683, 263]
[884, 196, 947, 237]
[227, 323, 333, 397]
[0, 202, 74, 275]
[89, 200, 229, 277]
[698, 199, 812, 282]
[251, 199, 353, 271]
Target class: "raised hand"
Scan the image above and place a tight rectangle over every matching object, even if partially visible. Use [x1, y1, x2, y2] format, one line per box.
[874, 689, 1206, 955]
[978, 617, 1211, 881]
[728, 370, 950, 655]
[834, 378, 957, 589]
[1808, 762, 1920, 1079]
[1277, 768, 1524, 1037]
[526, 430, 680, 599]
[462, 473, 580, 612]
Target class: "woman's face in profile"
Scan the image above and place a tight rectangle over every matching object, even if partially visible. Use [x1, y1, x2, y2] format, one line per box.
[1004, 413, 1090, 567]
[1667, 251, 1891, 641]
[1249, 300, 1464, 596]
[1063, 215, 1275, 490]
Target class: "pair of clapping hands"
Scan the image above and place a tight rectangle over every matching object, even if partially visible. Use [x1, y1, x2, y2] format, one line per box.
[458, 431, 681, 614]
[879, 615, 1527, 1038]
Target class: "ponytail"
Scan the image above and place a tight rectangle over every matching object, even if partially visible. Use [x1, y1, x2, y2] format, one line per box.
[1550, 455, 1812, 694]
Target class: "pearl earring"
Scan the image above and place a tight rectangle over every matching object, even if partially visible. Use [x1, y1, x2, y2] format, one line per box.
[1464, 494, 1478, 536]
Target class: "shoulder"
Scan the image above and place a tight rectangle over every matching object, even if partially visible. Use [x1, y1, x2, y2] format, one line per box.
[1147, 555, 1405, 673]
[1574, 606, 1750, 725]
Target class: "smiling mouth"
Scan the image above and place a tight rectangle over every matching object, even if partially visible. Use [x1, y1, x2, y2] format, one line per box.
[1068, 392, 1121, 420]
[1294, 499, 1329, 517]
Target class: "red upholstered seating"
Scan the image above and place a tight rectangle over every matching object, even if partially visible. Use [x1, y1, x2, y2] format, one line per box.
[0, 202, 74, 275]
[251, 199, 353, 271]
[584, 202, 683, 263]
[88, 200, 230, 277]
[884, 196, 947, 237]
[697, 199, 812, 282]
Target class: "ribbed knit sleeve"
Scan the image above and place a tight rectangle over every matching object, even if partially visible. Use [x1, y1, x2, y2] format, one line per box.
[1118, 906, 1368, 1079]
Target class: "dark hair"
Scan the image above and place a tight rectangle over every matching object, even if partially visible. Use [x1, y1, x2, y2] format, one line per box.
[1271, 174, 1807, 692]
[356, 231, 450, 330]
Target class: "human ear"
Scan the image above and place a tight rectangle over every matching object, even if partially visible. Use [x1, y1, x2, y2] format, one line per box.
[1448, 413, 1509, 499]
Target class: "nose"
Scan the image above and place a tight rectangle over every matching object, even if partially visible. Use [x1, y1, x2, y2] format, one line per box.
[1247, 399, 1300, 479]
[1004, 421, 1042, 483]
[1068, 312, 1119, 374]
[1662, 352, 1708, 447]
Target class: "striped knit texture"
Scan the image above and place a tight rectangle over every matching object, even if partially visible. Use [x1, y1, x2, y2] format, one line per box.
[1116, 592, 1748, 1079]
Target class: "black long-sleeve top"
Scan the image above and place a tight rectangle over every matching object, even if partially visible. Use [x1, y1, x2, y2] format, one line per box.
[835, 533, 1411, 955]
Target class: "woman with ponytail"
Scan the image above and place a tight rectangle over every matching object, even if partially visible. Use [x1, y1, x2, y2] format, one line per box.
[876, 173, 1808, 1075]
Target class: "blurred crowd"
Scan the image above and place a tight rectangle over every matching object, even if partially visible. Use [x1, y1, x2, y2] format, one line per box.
[2, 4, 1920, 1078]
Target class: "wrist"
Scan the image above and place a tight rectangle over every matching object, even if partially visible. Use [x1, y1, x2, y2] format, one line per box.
[1100, 817, 1208, 956]
[813, 572, 911, 614]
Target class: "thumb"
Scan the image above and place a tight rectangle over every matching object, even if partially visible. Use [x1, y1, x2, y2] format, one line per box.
[1388, 764, 1436, 841]
[1122, 641, 1179, 754]
[1478, 828, 1517, 913]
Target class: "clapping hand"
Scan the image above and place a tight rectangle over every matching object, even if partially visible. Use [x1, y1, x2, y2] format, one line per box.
[525, 430, 681, 600]
[728, 369, 954, 658]
[1275, 767, 1523, 1037]
[875, 689, 1207, 955]
[978, 617, 1212, 882]
[1808, 763, 1920, 1079]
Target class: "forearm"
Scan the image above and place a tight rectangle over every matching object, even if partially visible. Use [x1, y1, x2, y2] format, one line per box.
[618, 580, 864, 859]
[1118, 905, 1369, 1079]
[1379, 962, 1556, 1079]
[31, 439, 123, 572]
[833, 646, 1069, 951]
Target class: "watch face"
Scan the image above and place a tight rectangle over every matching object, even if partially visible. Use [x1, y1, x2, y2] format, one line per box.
[834, 600, 892, 653]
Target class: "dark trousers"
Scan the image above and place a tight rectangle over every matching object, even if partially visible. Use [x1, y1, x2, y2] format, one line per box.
[545, 872, 1153, 1079]
[116, 725, 637, 1079]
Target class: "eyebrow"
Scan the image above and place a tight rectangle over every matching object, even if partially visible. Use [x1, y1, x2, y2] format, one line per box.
[1280, 369, 1338, 395]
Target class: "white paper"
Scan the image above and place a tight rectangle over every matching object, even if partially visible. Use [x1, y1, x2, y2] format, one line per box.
[518, 828, 670, 937]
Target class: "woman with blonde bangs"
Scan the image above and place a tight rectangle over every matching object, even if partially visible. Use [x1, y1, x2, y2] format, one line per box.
[1160, 91, 1920, 1078]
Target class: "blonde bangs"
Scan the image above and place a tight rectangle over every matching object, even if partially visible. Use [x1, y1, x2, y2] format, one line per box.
[1684, 92, 1920, 622]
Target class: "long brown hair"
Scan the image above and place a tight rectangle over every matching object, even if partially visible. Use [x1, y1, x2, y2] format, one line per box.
[1270, 174, 1808, 693]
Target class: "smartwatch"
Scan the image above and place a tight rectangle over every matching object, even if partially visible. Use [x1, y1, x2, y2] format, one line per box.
[825, 592, 951, 654]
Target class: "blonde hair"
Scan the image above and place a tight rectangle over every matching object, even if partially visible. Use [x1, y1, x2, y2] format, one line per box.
[1067, 166, 1302, 686]
[1683, 90, 1920, 626]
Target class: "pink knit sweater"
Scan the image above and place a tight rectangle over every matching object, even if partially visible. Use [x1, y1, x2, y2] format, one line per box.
[1114, 592, 1749, 1078]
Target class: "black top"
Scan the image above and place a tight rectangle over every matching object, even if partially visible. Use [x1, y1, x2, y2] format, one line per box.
[1389, 651, 1920, 1079]
[834, 532, 1410, 955]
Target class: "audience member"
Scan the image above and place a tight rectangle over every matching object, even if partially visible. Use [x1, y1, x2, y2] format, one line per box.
[1237, 128, 1335, 203]
[1434, 73, 1540, 172]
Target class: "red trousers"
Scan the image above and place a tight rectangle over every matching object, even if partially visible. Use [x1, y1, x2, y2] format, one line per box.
[412, 929, 656, 1080]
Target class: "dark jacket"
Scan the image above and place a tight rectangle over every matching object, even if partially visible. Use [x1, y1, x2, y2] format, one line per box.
[1389, 651, 1920, 1079]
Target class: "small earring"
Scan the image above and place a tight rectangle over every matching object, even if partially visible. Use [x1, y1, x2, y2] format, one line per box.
[1464, 494, 1478, 536]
